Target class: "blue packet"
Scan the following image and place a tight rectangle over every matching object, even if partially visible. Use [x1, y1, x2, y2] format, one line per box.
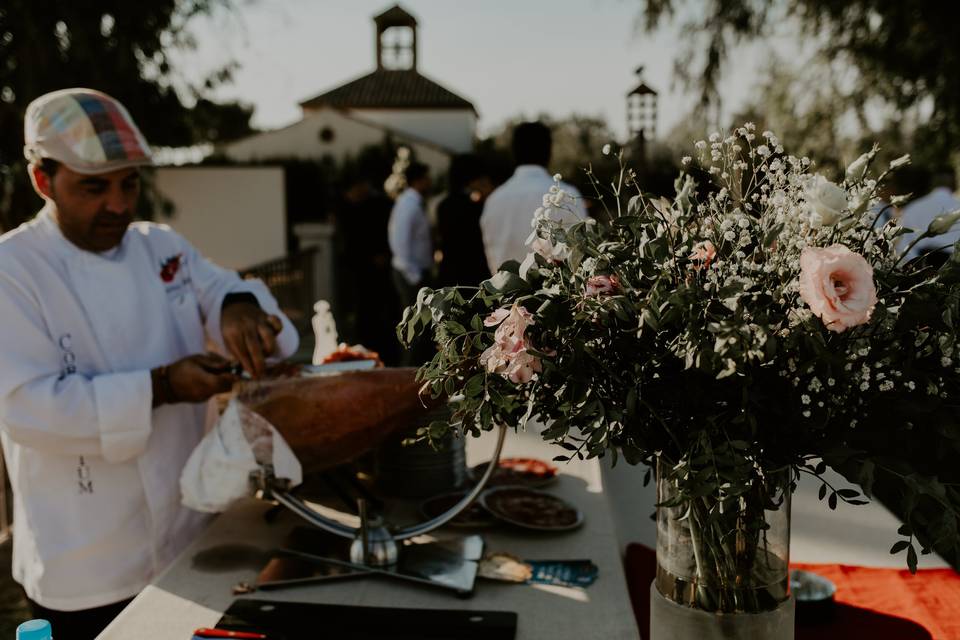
[526, 560, 599, 587]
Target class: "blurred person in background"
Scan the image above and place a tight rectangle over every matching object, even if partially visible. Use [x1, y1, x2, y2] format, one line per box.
[480, 121, 587, 274]
[335, 175, 399, 364]
[387, 161, 434, 365]
[436, 154, 494, 287]
[898, 171, 960, 265]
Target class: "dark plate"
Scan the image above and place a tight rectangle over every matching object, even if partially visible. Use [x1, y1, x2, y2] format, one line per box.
[468, 457, 559, 489]
[420, 491, 499, 528]
[480, 486, 583, 532]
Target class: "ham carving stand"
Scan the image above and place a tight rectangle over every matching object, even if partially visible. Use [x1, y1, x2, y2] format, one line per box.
[249, 423, 506, 597]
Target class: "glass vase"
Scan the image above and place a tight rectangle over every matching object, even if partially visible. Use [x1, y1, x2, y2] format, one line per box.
[655, 459, 791, 614]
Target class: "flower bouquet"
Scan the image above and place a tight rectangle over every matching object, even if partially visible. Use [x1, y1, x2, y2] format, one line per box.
[399, 124, 960, 626]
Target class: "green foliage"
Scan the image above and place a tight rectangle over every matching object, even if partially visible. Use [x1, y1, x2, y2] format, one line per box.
[400, 127, 960, 573]
[638, 1, 960, 128]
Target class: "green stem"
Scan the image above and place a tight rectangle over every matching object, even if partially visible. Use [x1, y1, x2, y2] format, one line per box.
[686, 497, 717, 610]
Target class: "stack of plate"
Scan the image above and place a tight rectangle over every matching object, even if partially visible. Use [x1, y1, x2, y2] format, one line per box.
[374, 407, 467, 499]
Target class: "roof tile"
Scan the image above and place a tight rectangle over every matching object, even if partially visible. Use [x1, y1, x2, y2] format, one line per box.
[300, 69, 475, 112]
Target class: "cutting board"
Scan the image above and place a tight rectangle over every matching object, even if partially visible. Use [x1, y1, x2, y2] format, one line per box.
[217, 598, 517, 639]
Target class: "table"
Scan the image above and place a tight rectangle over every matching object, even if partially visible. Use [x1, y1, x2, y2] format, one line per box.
[100, 424, 949, 640]
[98, 428, 641, 639]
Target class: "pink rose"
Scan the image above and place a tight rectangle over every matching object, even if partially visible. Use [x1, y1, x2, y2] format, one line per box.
[479, 302, 544, 383]
[689, 240, 716, 271]
[483, 307, 511, 327]
[585, 274, 621, 297]
[503, 350, 543, 383]
[798, 245, 877, 333]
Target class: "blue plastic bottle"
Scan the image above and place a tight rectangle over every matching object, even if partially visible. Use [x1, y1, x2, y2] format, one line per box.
[16, 619, 52, 640]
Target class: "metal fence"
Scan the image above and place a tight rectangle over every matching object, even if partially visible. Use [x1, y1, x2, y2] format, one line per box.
[241, 248, 327, 361]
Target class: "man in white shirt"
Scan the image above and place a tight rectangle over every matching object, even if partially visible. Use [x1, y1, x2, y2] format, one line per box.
[898, 172, 960, 262]
[0, 89, 298, 639]
[388, 162, 434, 364]
[480, 122, 587, 273]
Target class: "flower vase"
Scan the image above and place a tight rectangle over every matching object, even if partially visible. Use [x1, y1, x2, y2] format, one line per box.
[649, 460, 795, 639]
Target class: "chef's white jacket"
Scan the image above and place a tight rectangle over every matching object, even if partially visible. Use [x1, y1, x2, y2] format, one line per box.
[0, 206, 298, 611]
[480, 165, 586, 274]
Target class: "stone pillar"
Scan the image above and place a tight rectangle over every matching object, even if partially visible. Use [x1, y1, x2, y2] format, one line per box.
[294, 222, 337, 313]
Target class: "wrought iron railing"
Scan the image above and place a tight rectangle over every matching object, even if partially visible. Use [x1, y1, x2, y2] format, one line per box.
[240, 249, 319, 335]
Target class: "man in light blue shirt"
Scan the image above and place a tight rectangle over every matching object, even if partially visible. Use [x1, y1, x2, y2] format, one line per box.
[388, 161, 434, 364]
[897, 172, 960, 264]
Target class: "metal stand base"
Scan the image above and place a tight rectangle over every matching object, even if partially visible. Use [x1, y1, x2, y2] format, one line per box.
[249, 424, 507, 598]
[258, 534, 484, 597]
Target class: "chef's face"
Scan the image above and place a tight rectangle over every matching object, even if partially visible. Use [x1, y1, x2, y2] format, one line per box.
[31, 163, 141, 253]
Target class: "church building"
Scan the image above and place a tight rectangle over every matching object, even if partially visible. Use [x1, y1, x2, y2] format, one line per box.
[221, 4, 477, 172]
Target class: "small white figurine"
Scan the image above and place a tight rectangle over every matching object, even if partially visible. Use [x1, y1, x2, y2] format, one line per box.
[311, 300, 339, 365]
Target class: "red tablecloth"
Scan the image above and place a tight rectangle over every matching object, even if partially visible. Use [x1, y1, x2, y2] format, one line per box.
[625, 544, 960, 640]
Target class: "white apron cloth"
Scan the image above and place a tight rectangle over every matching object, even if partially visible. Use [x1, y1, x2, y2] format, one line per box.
[0, 206, 298, 610]
[180, 399, 302, 513]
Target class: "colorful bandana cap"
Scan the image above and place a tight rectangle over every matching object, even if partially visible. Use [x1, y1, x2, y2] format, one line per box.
[23, 88, 153, 174]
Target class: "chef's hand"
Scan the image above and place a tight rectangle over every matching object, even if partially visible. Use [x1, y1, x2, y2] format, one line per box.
[221, 301, 283, 378]
[152, 353, 238, 407]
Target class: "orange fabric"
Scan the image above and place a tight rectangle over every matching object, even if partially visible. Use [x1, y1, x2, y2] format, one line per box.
[625, 543, 960, 640]
[792, 562, 960, 640]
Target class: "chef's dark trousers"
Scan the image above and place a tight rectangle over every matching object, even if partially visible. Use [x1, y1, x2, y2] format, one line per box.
[25, 596, 132, 640]
[392, 268, 437, 366]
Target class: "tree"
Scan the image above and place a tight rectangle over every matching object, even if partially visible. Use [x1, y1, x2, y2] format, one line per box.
[0, 1, 255, 230]
[637, 1, 960, 173]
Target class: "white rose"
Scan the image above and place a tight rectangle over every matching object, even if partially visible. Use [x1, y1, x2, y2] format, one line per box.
[531, 237, 570, 262]
[805, 175, 848, 227]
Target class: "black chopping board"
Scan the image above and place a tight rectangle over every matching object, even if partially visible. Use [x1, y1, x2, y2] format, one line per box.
[216, 598, 517, 639]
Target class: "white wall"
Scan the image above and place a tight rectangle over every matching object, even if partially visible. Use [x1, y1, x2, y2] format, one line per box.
[221, 108, 452, 177]
[154, 166, 286, 270]
[351, 108, 476, 153]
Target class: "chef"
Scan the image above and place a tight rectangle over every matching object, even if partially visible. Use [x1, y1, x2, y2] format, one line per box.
[0, 88, 299, 638]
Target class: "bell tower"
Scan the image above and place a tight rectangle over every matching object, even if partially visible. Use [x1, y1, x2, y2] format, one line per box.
[627, 65, 658, 141]
[374, 4, 418, 71]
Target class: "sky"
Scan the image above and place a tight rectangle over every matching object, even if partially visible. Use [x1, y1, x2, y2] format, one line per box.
[174, 0, 797, 141]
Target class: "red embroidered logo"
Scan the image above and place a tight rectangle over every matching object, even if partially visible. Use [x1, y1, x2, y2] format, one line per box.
[160, 254, 183, 283]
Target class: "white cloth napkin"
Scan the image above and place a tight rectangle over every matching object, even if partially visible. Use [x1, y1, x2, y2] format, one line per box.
[180, 399, 302, 513]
